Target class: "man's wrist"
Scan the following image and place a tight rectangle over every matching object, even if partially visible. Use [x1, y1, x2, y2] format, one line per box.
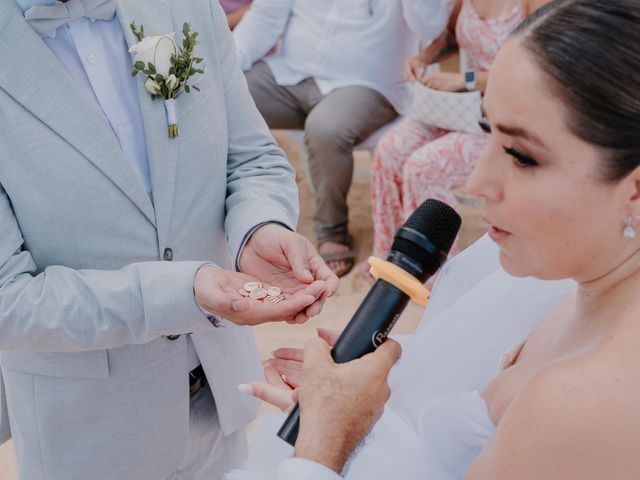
[235, 221, 291, 271]
[294, 433, 349, 474]
[193, 264, 222, 326]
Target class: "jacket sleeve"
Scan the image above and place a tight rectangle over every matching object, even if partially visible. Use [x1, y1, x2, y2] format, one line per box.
[0, 183, 216, 353]
[0, 370, 10, 445]
[207, 1, 299, 261]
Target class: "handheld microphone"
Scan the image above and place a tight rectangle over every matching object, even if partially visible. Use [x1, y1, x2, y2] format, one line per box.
[277, 199, 461, 446]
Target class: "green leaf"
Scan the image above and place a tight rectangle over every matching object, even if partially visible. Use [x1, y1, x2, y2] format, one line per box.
[192, 85, 200, 92]
[155, 74, 165, 83]
[184, 84, 191, 93]
[131, 69, 138, 77]
[134, 61, 145, 70]
[182, 22, 190, 38]
[147, 62, 156, 74]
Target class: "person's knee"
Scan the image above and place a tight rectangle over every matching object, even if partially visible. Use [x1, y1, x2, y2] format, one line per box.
[304, 111, 353, 154]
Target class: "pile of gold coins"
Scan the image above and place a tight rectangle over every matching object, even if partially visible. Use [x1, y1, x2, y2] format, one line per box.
[239, 282, 285, 304]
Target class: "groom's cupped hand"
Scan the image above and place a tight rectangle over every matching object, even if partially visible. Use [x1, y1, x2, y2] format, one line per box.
[194, 265, 326, 326]
[238, 224, 340, 324]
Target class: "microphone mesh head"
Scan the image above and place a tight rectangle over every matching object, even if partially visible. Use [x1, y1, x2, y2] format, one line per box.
[391, 199, 462, 274]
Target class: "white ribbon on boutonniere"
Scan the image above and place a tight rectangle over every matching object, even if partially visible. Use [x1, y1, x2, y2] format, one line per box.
[128, 22, 205, 138]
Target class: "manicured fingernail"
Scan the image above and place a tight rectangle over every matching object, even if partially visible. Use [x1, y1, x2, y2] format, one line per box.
[237, 384, 254, 395]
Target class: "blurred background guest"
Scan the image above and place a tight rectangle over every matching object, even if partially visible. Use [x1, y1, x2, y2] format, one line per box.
[233, 0, 449, 277]
[220, 0, 252, 29]
[367, 0, 547, 280]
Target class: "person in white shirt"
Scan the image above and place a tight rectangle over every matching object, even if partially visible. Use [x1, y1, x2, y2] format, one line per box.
[233, 0, 448, 277]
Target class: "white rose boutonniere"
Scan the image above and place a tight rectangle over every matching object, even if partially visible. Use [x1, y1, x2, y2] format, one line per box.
[129, 22, 205, 138]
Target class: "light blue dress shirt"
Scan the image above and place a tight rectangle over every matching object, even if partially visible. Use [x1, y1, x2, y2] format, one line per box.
[17, 0, 202, 370]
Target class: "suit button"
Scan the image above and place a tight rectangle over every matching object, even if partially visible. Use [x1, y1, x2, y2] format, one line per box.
[166, 335, 180, 341]
[163, 248, 173, 261]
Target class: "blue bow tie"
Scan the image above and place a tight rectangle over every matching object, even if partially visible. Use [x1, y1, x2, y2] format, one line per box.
[25, 0, 117, 38]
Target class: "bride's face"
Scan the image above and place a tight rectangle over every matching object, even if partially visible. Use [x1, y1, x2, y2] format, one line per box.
[467, 39, 634, 281]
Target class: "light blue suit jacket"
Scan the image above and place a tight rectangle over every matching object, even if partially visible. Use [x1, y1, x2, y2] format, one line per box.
[0, 0, 298, 477]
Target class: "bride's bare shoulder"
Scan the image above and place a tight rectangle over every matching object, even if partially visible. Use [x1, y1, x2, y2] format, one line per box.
[464, 347, 640, 479]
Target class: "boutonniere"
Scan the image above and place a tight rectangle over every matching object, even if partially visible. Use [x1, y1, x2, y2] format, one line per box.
[129, 22, 205, 138]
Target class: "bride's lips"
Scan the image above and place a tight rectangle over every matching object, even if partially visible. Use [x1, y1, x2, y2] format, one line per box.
[485, 220, 511, 243]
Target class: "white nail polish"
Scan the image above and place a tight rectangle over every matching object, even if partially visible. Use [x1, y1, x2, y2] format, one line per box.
[237, 384, 254, 395]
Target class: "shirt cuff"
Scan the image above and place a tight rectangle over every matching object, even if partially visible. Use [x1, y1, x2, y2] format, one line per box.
[277, 458, 342, 480]
[235, 221, 292, 271]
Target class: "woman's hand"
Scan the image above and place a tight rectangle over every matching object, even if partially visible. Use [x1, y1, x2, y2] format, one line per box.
[267, 328, 340, 388]
[404, 53, 432, 82]
[238, 328, 340, 410]
[403, 31, 451, 82]
[422, 72, 467, 92]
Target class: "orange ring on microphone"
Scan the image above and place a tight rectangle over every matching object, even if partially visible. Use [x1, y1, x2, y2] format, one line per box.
[367, 256, 430, 306]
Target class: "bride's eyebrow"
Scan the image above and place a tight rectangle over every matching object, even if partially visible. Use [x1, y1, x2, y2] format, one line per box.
[481, 104, 548, 150]
[495, 124, 547, 150]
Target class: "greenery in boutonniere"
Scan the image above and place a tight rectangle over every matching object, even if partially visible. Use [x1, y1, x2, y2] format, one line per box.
[128, 22, 205, 138]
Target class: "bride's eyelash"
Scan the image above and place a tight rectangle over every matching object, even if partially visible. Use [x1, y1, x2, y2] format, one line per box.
[477, 120, 539, 167]
[503, 146, 538, 167]
[478, 120, 491, 133]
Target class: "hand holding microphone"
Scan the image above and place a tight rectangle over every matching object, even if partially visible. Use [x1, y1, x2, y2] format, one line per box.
[278, 199, 462, 445]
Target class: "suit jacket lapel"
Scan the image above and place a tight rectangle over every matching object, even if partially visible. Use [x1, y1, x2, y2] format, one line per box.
[117, 0, 178, 252]
[0, 1, 156, 227]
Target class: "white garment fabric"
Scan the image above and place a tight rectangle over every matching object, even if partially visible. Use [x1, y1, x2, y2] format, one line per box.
[16, 0, 202, 370]
[224, 235, 576, 479]
[232, 0, 448, 114]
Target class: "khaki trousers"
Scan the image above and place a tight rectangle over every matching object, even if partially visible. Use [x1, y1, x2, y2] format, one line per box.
[246, 61, 397, 244]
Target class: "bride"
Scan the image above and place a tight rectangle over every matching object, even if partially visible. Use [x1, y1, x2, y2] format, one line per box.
[228, 0, 640, 478]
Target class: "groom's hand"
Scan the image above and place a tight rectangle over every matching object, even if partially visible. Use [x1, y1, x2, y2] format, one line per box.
[194, 265, 326, 326]
[239, 224, 339, 324]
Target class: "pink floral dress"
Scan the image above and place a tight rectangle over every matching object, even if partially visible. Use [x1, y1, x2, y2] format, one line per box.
[371, 0, 526, 261]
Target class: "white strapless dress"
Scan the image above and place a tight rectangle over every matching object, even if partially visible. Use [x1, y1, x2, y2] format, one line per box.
[226, 390, 494, 480]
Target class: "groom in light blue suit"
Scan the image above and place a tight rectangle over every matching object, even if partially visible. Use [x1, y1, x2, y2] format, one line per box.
[0, 0, 337, 478]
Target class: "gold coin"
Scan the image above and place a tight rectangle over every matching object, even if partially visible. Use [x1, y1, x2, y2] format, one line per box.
[249, 288, 267, 300]
[243, 282, 262, 292]
[238, 288, 250, 297]
[266, 286, 282, 297]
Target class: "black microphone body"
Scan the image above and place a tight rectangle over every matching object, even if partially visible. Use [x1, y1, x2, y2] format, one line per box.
[277, 199, 461, 446]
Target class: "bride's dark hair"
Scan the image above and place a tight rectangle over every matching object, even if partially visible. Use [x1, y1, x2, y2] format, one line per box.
[512, 0, 640, 181]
